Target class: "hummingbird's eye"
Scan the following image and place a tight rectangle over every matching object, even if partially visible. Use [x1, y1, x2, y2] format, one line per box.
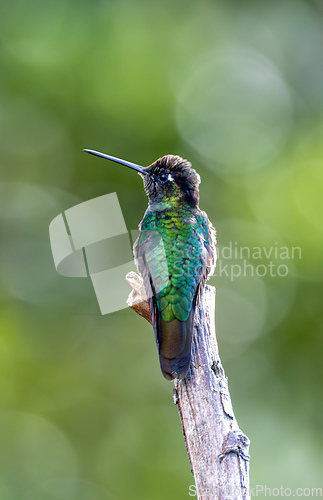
[159, 173, 168, 183]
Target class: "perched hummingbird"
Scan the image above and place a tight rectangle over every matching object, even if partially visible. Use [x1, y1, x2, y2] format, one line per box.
[84, 149, 216, 380]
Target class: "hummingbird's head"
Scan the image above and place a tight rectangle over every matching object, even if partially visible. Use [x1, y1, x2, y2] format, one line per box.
[142, 155, 201, 208]
[83, 149, 201, 208]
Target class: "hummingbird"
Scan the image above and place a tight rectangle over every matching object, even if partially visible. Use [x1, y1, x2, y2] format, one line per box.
[84, 149, 216, 380]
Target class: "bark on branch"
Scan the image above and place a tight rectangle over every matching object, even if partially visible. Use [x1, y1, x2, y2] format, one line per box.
[126, 271, 251, 500]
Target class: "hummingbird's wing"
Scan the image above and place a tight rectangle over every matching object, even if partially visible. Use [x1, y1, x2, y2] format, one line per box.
[133, 220, 195, 379]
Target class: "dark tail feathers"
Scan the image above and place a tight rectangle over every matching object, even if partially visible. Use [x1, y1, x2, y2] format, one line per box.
[157, 309, 195, 380]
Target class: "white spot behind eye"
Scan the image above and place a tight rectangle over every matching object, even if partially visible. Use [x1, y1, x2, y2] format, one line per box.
[168, 173, 174, 182]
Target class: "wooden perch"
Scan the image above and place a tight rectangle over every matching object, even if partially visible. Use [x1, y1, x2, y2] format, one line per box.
[126, 271, 251, 500]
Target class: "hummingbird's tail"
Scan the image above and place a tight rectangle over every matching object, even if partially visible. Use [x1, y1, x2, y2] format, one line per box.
[143, 271, 199, 381]
[156, 304, 196, 380]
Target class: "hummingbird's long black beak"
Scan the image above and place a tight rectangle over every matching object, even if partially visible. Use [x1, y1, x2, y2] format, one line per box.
[83, 149, 147, 175]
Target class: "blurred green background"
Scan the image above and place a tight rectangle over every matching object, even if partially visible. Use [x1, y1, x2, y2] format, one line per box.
[0, 0, 322, 498]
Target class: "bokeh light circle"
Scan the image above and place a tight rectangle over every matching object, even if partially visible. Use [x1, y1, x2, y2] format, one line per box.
[176, 48, 293, 176]
[0, 181, 84, 304]
[209, 218, 297, 345]
[0, 412, 78, 497]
